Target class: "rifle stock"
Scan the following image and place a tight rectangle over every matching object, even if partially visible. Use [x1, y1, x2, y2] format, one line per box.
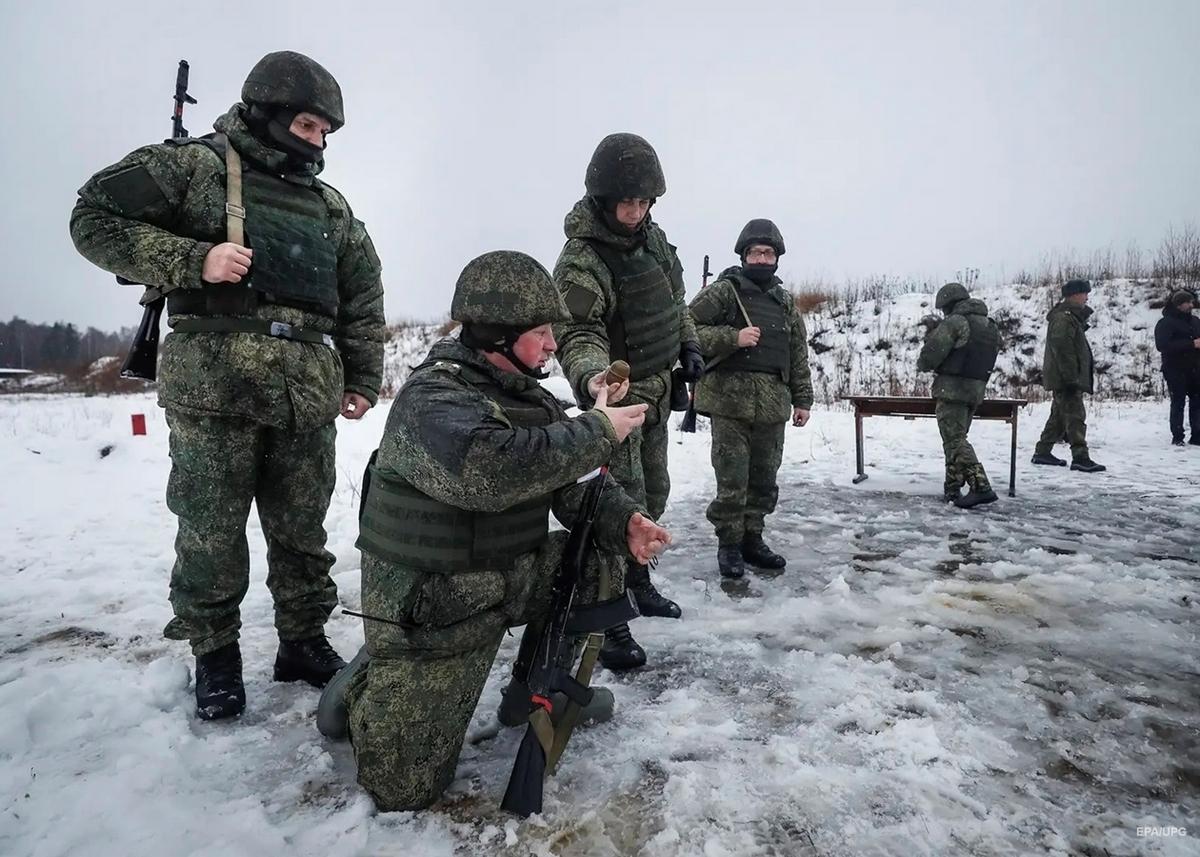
[118, 60, 196, 381]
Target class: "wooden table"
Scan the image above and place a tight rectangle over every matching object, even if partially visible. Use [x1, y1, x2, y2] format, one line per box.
[842, 396, 1028, 497]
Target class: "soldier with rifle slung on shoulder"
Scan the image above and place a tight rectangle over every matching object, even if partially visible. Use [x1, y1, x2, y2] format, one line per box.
[320, 251, 669, 812]
[69, 52, 387, 721]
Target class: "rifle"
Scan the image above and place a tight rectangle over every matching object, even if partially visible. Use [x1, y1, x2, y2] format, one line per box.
[501, 464, 638, 817]
[118, 60, 198, 381]
[679, 255, 713, 433]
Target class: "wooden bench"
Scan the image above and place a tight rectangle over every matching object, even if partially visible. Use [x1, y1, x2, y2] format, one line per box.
[842, 396, 1028, 497]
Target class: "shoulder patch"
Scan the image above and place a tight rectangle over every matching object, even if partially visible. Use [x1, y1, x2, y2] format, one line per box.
[98, 164, 167, 215]
[564, 284, 599, 320]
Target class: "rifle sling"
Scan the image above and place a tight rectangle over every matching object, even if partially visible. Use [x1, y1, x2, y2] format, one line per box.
[547, 632, 604, 774]
[223, 136, 246, 245]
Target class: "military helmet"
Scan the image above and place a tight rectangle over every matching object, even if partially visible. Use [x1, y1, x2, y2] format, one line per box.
[935, 282, 970, 310]
[584, 133, 666, 199]
[451, 251, 570, 330]
[242, 51, 345, 131]
[734, 219, 786, 257]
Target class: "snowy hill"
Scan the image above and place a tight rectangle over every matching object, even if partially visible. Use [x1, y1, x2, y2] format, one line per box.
[379, 280, 1174, 405]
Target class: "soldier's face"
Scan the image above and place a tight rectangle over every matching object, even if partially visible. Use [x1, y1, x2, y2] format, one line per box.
[614, 198, 651, 229]
[512, 324, 557, 370]
[745, 245, 778, 264]
[1068, 292, 1089, 306]
[289, 112, 332, 148]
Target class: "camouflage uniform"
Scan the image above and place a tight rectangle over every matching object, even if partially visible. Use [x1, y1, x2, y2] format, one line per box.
[344, 329, 642, 810]
[689, 267, 812, 545]
[917, 288, 1000, 497]
[1036, 300, 1095, 461]
[70, 58, 385, 657]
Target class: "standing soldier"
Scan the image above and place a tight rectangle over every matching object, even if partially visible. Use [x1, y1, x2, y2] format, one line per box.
[687, 220, 813, 579]
[70, 51, 386, 720]
[1153, 289, 1200, 446]
[552, 133, 702, 669]
[1031, 280, 1105, 472]
[917, 282, 1002, 508]
[338, 251, 670, 811]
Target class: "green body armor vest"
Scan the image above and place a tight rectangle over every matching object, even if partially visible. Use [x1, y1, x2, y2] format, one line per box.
[356, 362, 558, 571]
[713, 275, 791, 380]
[587, 241, 681, 381]
[166, 135, 339, 318]
[939, 314, 1001, 381]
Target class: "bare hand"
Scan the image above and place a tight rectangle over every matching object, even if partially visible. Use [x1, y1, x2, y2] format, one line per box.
[593, 383, 646, 443]
[341, 392, 371, 420]
[792, 407, 810, 427]
[587, 369, 630, 405]
[1193, 338, 1200, 349]
[626, 512, 671, 565]
[737, 326, 761, 348]
[202, 242, 253, 284]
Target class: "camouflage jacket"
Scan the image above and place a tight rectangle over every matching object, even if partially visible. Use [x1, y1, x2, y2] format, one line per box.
[688, 270, 814, 423]
[552, 198, 697, 425]
[374, 337, 642, 557]
[917, 297, 991, 404]
[70, 104, 386, 430]
[1041, 301, 1094, 393]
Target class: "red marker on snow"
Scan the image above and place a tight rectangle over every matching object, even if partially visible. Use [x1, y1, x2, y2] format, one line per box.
[131, 414, 147, 436]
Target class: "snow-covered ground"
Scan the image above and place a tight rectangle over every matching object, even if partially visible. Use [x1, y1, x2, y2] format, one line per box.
[1, 394, 1196, 857]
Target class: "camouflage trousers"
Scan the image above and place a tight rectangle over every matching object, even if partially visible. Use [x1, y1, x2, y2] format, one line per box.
[1035, 390, 1089, 460]
[935, 399, 992, 494]
[345, 533, 617, 811]
[706, 417, 786, 545]
[162, 409, 337, 657]
[610, 413, 670, 520]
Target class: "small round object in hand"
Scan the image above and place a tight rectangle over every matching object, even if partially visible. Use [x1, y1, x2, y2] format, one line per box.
[605, 360, 631, 386]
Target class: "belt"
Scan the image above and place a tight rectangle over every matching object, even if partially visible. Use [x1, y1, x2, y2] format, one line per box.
[172, 317, 336, 348]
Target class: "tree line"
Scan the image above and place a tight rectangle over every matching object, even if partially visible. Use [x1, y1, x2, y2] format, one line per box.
[0, 317, 131, 371]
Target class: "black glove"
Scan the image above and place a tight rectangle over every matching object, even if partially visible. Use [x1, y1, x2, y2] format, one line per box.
[678, 342, 705, 382]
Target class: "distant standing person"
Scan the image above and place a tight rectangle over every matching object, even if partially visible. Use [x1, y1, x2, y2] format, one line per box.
[1154, 289, 1200, 446]
[70, 51, 387, 719]
[687, 219, 813, 578]
[916, 282, 1002, 508]
[1031, 280, 1105, 472]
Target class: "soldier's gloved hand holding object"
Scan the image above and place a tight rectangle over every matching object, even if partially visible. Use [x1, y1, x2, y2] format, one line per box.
[677, 342, 705, 382]
[202, 242, 253, 283]
[626, 512, 671, 564]
[792, 407, 810, 428]
[340, 392, 371, 420]
[592, 383, 646, 443]
[737, 326, 761, 348]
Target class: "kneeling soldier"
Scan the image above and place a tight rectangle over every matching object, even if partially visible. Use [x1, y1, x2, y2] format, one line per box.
[917, 282, 1001, 508]
[687, 219, 813, 579]
[337, 251, 670, 811]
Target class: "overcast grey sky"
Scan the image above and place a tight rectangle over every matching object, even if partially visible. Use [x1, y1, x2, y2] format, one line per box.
[2, 0, 1197, 331]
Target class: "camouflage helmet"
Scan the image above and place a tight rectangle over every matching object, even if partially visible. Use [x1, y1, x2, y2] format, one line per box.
[451, 251, 570, 330]
[242, 51, 345, 131]
[585, 133, 667, 199]
[935, 282, 970, 310]
[734, 219, 786, 257]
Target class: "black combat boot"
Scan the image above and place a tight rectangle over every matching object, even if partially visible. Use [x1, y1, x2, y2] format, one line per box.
[717, 545, 745, 579]
[597, 623, 647, 671]
[741, 533, 786, 569]
[626, 563, 681, 619]
[316, 644, 369, 739]
[195, 642, 245, 721]
[954, 488, 998, 509]
[1189, 436, 1200, 446]
[274, 634, 347, 688]
[1070, 458, 1106, 473]
[1031, 452, 1067, 466]
[1173, 438, 1186, 446]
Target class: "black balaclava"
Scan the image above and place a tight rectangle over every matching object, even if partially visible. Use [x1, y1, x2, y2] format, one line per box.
[592, 196, 652, 238]
[246, 104, 325, 167]
[741, 258, 778, 286]
[460, 322, 547, 379]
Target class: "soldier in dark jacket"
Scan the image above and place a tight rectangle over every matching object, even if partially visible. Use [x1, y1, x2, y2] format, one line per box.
[70, 51, 387, 719]
[1155, 289, 1200, 445]
[336, 251, 669, 811]
[1031, 280, 1105, 472]
[688, 219, 813, 578]
[917, 283, 1001, 508]
[552, 133, 701, 670]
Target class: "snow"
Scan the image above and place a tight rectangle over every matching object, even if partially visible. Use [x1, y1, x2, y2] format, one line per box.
[1, 391, 1197, 857]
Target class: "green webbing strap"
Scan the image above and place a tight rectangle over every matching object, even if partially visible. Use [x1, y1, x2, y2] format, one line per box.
[172, 317, 335, 348]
